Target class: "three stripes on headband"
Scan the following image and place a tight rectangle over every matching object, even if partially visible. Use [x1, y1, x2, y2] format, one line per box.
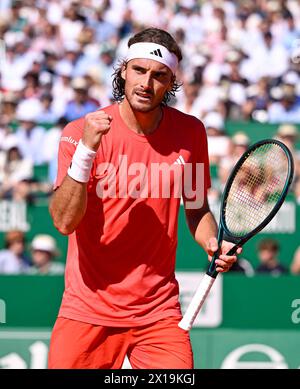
[150, 49, 163, 58]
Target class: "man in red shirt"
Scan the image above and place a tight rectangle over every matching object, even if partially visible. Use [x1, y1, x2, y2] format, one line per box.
[48, 28, 238, 369]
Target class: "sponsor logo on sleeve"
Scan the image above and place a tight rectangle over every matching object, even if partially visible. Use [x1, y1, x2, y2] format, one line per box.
[60, 136, 79, 146]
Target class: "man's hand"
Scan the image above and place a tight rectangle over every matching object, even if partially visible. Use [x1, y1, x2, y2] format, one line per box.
[82, 111, 113, 152]
[207, 237, 241, 273]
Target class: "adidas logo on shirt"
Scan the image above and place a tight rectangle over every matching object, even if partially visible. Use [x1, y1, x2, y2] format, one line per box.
[150, 49, 163, 58]
[174, 155, 185, 165]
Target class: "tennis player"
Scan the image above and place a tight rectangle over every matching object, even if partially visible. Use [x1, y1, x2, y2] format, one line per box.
[48, 28, 238, 369]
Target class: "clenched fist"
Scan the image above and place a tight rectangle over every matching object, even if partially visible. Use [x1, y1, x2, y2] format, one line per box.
[82, 111, 113, 152]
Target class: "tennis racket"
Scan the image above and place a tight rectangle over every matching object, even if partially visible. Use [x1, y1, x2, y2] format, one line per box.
[179, 139, 294, 330]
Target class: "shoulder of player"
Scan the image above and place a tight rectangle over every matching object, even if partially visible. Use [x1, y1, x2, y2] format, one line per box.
[165, 106, 206, 134]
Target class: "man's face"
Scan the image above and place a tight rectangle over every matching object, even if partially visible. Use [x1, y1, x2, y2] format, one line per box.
[32, 250, 52, 267]
[9, 240, 24, 256]
[74, 89, 87, 103]
[121, 58, 174, 112]
[259, 248, 276, 263]
[20, 120, 35, 131]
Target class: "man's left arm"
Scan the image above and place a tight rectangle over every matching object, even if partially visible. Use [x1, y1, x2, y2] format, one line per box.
[184, 198, 240, 273]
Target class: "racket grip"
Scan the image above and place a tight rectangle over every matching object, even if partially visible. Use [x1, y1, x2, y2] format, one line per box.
[226, 245, 239, 256]
[178, 274, 215, 331]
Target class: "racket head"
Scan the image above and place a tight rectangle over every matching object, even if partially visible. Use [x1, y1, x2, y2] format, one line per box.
[220, 139, 294, 245]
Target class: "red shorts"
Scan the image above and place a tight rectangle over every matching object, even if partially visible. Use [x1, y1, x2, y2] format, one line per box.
[48, 316, 193, 369]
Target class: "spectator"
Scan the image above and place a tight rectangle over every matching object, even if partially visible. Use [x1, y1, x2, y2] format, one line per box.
[203, 111, 231, 164]
[37, 93, 59, 125]
[118, 8, 135, 39]
[218, 131, 250, 187]
[221, 49, 248, 120]
[247, 30, 289, 81]
[1, 41, 35, 92]
[276, 123, 298, 146]
[92, 7, 118, 42]
[22, 70, 40, 99]
[8, 0, 28, 33]
[173, 81, 201, 116]
[268, 84, 300, 123]
[0, 0, 299, 204]
[64, 77, 99, 121]
[0, 230, 31, 274]
[290, 247, 300, 275]
[42, 117, 68, 183]
[0, 120, 15, 150]
[230, 256, 255, 277]
[275, 123, 300, 174]
[31, 23, 63, 56]
[98, 43, 117, 88]
[230, 131, 250, 158]
[15, 100, 46, 165]
[1, 0, 299, 127]
[1, 92, 19, 123]
[281, 13, 299, 52]
[256, 239, 288, 276]
[28, 234, 64, 275]
[84, 71, 112, 108]
[59, 2, 84, 45]
[242, 77, 270, 121]
[52, 62, 74, 118]
[0, 137, 33, 200]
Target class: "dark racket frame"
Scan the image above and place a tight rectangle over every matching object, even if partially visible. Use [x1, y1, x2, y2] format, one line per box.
[179, 139, 294, 330]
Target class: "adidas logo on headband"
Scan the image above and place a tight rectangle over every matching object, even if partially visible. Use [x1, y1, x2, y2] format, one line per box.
[126, 42, 179, 74]
[150, 49, 163, 58]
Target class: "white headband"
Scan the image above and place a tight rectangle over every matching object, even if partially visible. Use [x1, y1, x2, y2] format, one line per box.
[126, 42, 179, 75]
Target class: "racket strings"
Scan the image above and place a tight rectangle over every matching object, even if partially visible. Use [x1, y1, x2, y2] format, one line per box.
[225, 143, 288, 236]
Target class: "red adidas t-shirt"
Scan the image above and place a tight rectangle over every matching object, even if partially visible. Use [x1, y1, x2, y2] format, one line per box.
[55, 103, 210, 327]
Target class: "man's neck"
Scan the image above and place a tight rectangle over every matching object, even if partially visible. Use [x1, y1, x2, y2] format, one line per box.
[37, 262, 51, 274]
[119, 99, 163, 135]
[265, 258, 280, 269]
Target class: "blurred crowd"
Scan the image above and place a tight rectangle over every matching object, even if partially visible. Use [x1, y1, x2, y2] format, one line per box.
[0, 231, 64, 274]
[0, 0, 300, 200]
[231, 238, 300, 276]
[0, 228, 299, 276]
[0, 0, 300, 274]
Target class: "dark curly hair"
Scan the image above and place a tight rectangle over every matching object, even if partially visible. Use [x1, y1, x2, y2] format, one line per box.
[112, 28, 182, 105]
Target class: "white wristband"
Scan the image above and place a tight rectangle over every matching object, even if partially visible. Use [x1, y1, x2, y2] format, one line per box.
[67, 139, 96, 183]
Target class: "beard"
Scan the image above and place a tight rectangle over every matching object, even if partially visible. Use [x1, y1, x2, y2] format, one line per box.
[124, 87, 165, 113]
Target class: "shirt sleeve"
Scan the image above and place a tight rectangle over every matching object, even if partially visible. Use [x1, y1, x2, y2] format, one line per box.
[197, 119, 211, 192]
[54, 121, 83, 190]
[182, 118, 211, 210]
